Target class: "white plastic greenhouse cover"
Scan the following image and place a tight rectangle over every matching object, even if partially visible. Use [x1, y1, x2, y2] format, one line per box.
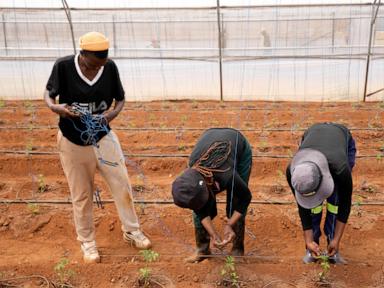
[0, 0, 383, 102]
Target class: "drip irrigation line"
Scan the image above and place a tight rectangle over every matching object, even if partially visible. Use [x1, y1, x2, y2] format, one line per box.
[0, 105, 383, 112]
[98, 252, 384, 264]
[0, 199, 293, 205]
[0, 150, 382, 159]
[0, 275, 51, 288]
[2, 199, 384, 206]
[0, 126, 383, 132]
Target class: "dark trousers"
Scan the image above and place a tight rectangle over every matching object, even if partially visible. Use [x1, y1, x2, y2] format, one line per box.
[311, 189, 339, 244]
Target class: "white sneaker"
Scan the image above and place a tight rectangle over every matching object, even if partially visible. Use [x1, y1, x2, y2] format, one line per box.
[123, 230, 152, 249]
[81, 241, 100, 263]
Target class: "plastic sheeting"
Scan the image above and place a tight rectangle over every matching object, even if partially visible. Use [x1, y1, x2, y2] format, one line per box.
[0, 2, 383, 101]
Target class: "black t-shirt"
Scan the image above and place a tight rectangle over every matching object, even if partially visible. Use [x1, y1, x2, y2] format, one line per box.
[46, 55, 125, 145]
[286, 123, 355, 230]
[189, 128, 252, 220]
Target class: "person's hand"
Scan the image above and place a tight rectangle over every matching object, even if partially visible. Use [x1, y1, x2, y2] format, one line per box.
[50, 103, 78, 118]
[327, 239, 340, 256]
[221, 224, 235, 246]
[102, 110, 119, 125]
[211, 233, 224, 249]
[306, 241, 321, 257]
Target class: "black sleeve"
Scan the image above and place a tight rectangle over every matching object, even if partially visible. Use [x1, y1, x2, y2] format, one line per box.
[225, 172, 252, 216]
[46, 59, 61, 98]
[333, 167, 353, 223]
[194, 196, 217, 221]
[110, 61, 125, 101]
[286, 165, 313, 230]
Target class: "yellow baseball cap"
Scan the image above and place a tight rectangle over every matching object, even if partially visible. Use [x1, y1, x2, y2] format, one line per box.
[79, 32, 109, 51]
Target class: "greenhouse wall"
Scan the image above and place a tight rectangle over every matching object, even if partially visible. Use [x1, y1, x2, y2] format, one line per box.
[0, 2, 383, 101]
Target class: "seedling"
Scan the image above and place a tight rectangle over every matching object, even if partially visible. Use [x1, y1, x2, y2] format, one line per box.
[353, 195, 363, 217]
[177, 144, 187, 151]
[54, 258, 75, 288]
[180, 115, 188, 123]
[259, 140, 269, 152]
[192, 100, 199, 109]
[0, 99, 5, 108]
[316, 254, 330, 283]
[220, 256, 239, 287]
[26, 141, 33, 154]
[210, 120, 219, 126]
[27, 203, 40, 215]
[138, 249, 160, 287]
[149, 113, 156, 122]
[37, 174, 48, 193]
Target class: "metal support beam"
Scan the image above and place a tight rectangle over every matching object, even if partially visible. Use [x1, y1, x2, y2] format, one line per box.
[61, 0, 76, 55]
[216, 0, 224, 101]
[363, 0, 381, 102]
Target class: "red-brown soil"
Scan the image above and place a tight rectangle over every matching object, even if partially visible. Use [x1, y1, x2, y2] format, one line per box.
[0, 100, 383, 287]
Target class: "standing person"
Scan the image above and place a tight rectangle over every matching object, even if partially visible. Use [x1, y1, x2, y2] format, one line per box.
[44, 31, 151, 263]
[172, 128, 252, 263]
[286, 123, 356, 264]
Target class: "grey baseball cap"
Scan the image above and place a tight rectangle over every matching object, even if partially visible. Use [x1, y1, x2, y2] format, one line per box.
[290, 148, 334, 209]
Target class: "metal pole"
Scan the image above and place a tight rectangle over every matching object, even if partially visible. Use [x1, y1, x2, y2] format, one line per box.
[331, 12, 335, 53]
[363, 0, 381, 101]
[112, 15, 117, 57]
[61, 0, 76, 54]
[1, 14, 7, 56]
[216, 0, 224, 101]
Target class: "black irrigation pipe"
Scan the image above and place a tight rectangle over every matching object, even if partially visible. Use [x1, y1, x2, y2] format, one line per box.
[2, 199, 384, 206]
[0, 150, 382, 159]
[0, 126, 383, 132]
[0, 104, 383, 112]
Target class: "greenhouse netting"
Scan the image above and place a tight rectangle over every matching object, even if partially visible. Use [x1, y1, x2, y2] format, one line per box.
[0, 0, 383, 101]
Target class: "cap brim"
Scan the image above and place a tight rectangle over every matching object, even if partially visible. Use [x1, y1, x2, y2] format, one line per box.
[291, 148, 334, 209]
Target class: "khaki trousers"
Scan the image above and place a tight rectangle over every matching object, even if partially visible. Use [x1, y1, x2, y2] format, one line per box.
[58, 130, 140, 243]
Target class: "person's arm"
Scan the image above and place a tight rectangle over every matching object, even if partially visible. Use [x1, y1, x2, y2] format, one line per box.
[103, 99, 124, 124]
[200, 216, 223, 247]
[328, 220, 346, 256]
[221, 211, 242, 245]
[226, 172, 252, 218]
[334, 168, 353, 224]
[303, 229, 321, 256]
[44, 89, 77, 118]
[327, 168, 352, 255]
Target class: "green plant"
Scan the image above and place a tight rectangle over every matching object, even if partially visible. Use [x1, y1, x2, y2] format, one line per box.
[353, 195, 363, 217]
[37, 174, 47, 193]
[259, 140, 269, 152]
[54, 258, 75, 287]
[177, 144, 187, 151]
[317, 254, 330, 283]
[149, 113, 156, 121]
[220, 256, 239, 287]
[138, 249, 159, 287]
[180, 115, 188, 123]
[376, 153, 383, 161]
[0, 99, 5, 108]
[26, 141, 33, 154]
[27, 203, 40, 215]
